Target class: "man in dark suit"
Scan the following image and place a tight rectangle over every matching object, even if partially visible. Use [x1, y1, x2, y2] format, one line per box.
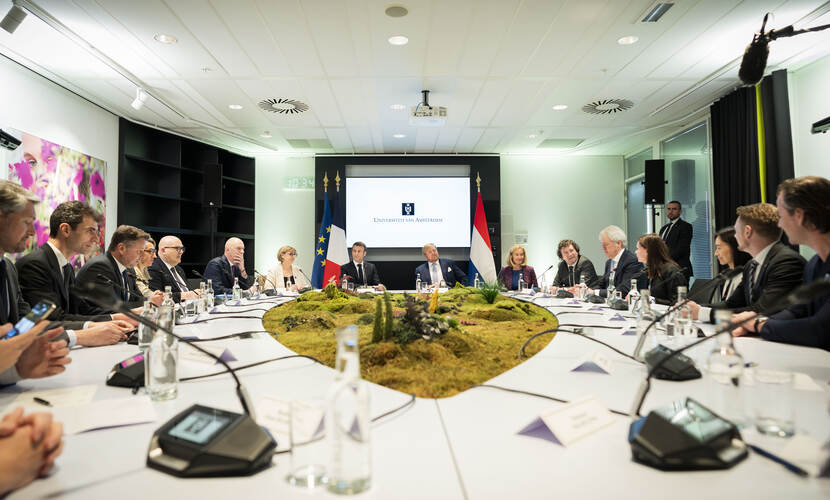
[551, 239, 599, 288]
[732, 177, 830, 350]
[415, 243, 466, 288]
[659, 200, 693, 280]
[76, 225, 163, 309]
[340, 241, 382, 289]
[593, 225, 644, 298]
[149, 235, 202, 303]
[203, 237, 254, 295]
[689, 202, 805, 323]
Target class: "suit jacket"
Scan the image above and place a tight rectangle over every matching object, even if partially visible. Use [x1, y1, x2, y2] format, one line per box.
[147, 258, 189, 302]
[552, 256, 599, 288]
[15, 244, 110, 322]
[659, 218, 693, 278]
[204, 256, 254, 295]
[635, 263, 688, 305]
[76, 252, 145, 310]
[498, 266, 538, 290]
[761, 254, 830, 351]
[715, 241, 805, 316]
[596, 249, 644, 298]
[341, 261, 381, 287]
[415, 258, 467, 287]
[265, 264, 311, 290]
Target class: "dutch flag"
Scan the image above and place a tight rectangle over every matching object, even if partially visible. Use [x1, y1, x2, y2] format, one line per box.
[468, 192, 497, 285]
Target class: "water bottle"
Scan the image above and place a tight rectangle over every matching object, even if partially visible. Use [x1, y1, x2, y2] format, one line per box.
[673, 286, 694, 339]
[341, 274, 349, 291]
[578, 274, 587, 300]
[145, 304, 178, 401]
[633, 290, 656, 361]
[473, 273, 480, 289]
[627, 279, 640, 310]
[137, 299, 157, 351]
[327, 326, 371, 494]
[197, 282, 206, 314]
[517, 272, 524, 292]
[706, 309, 746, 427]
[606, 282, 615, 304]
[162, 286, 175, 309]
[232, 277, 241, 301]
[415, 275, 422, 293]
[205, 279, 215, 309]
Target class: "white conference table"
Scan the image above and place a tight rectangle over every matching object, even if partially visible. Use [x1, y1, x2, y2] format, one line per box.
[2, 292, 828, 499]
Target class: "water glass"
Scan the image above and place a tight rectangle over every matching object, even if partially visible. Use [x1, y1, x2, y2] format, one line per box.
[286, 399, 327, 489]
[753, 370, 795, 437]
[182, 299, 197, 321]
[145, 332, 178, 401]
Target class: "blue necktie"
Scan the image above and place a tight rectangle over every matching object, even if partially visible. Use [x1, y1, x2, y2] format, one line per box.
[122, 269, 130, 301]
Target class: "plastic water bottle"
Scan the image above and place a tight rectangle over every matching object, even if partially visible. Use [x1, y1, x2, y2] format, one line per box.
[137, 299, 157, 351]
[415, 275, 421, 293]
[327, 326, 371, 494]
[627, 279, 640, 310]
[161, 286, 175, 309]
[633, 290, 656, 361]
[578, 274, 587, 300]
[706, 309, 746, 427]
[473, 273, 480, 289]
[205, 279, 215, 309]
[606, 282, 615, 303]
[145, 304, 178, 401]
[232, 277, 241, 301]
[517, 273, 524, 292]
[673, 286, 694, 339]
[197, 282, 206, 314]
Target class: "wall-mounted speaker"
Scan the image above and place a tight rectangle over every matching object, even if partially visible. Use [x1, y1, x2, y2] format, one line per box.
[644, 159, 665, 205]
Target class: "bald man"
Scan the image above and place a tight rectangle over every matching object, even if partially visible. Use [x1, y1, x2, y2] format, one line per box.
[147, 236, 201, 303]
[203, 237, 254, 295]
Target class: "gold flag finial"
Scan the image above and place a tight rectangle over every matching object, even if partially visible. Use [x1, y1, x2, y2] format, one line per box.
[335, 171, 341, 192]
[323, 172, 329, 192]
[476, 172, 481, 192]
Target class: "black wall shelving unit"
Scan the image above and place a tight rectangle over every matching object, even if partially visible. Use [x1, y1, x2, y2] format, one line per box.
[117, 119, 255, 278]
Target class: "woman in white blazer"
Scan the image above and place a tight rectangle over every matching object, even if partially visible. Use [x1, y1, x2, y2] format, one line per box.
[265, 245, 310, 291]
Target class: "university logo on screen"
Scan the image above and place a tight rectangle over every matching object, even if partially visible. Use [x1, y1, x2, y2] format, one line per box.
[402, 203, 414, 216]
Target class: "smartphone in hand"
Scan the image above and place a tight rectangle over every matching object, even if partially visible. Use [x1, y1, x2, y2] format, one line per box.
[2, 300, 57, 340]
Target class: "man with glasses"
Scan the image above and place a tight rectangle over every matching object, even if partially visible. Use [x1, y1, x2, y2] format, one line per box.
[148, 235, 201, 303]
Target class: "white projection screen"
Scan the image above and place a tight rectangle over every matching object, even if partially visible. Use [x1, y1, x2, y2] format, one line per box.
[346, 177, 471, 248]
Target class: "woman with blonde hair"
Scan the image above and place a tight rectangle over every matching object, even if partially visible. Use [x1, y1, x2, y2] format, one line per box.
[265, 245, 310, 291]
[134, 236, 157, 299]
[498, 245, 538, 290]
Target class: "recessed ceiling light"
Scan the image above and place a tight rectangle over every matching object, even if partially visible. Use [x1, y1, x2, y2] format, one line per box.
[201, 67, 213, 73]
[390, 104, 406, 110]
[392, 133, 406, 138]
[154, 33, 177, 44]
[617, 35, 639, 45]
[528, 134, 537, 139]
[388, 35, 409, 46]
[552, 104, 568, 111]
[260, 131, 272, 138]
[228, 104, 243, 110]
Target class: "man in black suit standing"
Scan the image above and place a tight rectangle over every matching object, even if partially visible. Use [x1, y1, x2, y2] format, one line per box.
[340, 242, 383, 289]
[148, 235, 202, 303]
[659, 200, 693, 281]
[689, 202, 805, 323]
[593, 225, 644, 298]
[203, 237, 254, 295]
[732, 177, 829, 350]
[76, 225, 163, 309]
[415, 243, 466, 288]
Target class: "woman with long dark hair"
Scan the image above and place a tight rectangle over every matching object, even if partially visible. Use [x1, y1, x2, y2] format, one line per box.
[633, 233, 687, 305]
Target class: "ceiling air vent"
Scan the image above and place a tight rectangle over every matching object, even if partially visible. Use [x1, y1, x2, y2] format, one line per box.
[258, 98, 309, 114]
[287, 139, 333, 150]
[536, 138, 583, 149]
[582, 99, 633, 115]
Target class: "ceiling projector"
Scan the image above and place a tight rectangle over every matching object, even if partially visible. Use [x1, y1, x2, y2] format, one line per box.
[409, 90, 447, 127]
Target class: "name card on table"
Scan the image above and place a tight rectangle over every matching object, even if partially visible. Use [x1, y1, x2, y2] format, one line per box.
[518, 396, 615, 446]
[180, 344, 237, 364]
[569, 351, 615, 375]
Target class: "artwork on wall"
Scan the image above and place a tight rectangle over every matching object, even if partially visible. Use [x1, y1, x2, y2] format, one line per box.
[5, 129, 106, 266]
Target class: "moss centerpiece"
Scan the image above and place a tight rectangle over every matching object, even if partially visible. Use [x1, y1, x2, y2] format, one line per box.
[262, 284, 558, 398]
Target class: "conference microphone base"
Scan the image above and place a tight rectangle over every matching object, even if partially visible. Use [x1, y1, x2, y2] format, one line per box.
[147, 404, 276, 477]
[628, 398, 747, 471]
[644, 345, 702, 381]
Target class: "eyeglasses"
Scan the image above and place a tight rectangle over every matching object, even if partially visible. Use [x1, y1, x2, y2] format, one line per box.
[286, 252, 297, 256]
[143, 249, 156, 254]
[164, 246, 185, 253]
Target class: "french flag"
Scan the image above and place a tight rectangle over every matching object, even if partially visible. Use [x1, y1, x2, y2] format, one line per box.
[468, 192, 497, 285]
[323, 190, 349, 286]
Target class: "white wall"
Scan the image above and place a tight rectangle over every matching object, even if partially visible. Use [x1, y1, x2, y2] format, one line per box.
[499, 155, 625, 276]
[0, 56, 119, 243]
[254, 155, 316, 274]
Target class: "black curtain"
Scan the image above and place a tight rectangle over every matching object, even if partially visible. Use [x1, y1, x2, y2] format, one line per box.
[760, 69, 796, 202]
[710, 86, 760, 231]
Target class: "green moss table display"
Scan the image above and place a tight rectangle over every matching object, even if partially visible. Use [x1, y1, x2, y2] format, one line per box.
[262, 286, 558, 398]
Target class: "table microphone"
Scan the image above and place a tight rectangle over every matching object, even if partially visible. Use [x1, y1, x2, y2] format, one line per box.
[296, 267, 313, 292]
[253, 269, 278, 294]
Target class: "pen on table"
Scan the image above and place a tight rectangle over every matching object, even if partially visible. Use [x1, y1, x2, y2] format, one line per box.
[33, 397, 52, 407]
[748, 443, 809, 478]
[745, 361, 758, 368]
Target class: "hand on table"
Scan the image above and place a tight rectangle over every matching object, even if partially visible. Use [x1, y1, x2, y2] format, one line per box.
[16, 328, 71, 378]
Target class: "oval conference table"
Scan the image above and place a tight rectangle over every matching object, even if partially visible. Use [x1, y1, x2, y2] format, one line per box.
[3, 291, 828, 499]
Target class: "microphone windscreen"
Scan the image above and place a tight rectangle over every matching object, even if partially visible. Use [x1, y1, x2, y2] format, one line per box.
[738, 37, 769, 85]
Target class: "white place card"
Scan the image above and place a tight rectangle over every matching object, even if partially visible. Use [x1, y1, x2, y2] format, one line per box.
[8, 385, 98, 413]
[56, 396, 157, 434]
[180, 344, 237, 364]
[518, 396, 616, 447]
[569, 351, 615, 375]
[256, 396, 325, 453]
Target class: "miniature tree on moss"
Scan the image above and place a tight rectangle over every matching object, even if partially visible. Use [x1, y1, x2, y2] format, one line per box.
[371, 297, 384, 343]
[383, 292, 394, 341]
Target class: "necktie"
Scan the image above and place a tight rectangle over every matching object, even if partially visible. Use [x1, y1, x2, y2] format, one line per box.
[0, 260, 9, 324]
[357, 264, 365, 285]
[662, 222, 673, 240]
[431, 262, 440, 285]
[62, 263, 73, 300]
[745, 260, 759, 303]
[172, 267, 189, 291]
[122, 269, 131, 301]
[609, 262, 617, 284]
[568, 265, 575, 286]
